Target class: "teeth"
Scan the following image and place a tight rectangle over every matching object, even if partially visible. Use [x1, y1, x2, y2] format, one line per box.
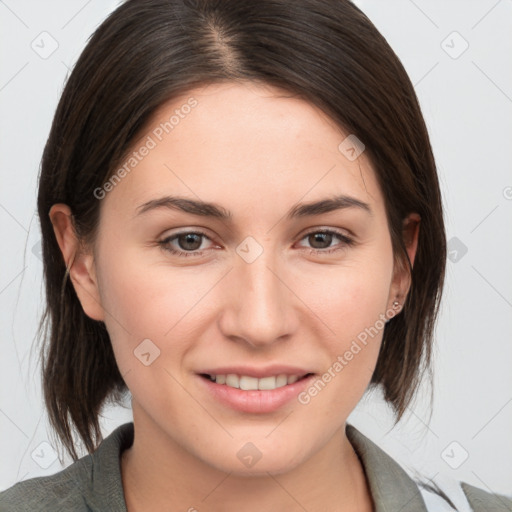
[276, 374, 288, 387]
[240, 376, 259, 390]
[225, 374, 239, 388]
[258, 376, 276, 390]
[209, 373, 306, 390]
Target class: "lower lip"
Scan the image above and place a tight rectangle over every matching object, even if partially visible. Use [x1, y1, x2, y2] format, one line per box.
[197, 374, 316, 413]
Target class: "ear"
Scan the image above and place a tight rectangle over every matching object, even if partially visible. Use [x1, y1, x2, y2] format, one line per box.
[49, 204, 105, 322]
[388, 212, 420, 311]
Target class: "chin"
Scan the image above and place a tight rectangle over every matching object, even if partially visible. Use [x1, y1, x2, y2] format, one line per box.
[202, 442, 307, 477]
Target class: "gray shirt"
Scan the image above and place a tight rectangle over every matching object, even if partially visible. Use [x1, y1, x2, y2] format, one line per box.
[0, 422, 510, 511]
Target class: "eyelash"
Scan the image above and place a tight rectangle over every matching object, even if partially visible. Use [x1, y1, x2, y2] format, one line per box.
[158, 228, 355, 258]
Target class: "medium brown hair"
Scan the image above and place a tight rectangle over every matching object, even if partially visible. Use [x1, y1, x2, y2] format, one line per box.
[37, 0, 446, 460]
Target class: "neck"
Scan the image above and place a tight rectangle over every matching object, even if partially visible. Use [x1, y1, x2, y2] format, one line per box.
[121, 410, 374, 512]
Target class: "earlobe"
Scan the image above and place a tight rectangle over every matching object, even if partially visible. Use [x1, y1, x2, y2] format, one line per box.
[48, 204, 105, 322]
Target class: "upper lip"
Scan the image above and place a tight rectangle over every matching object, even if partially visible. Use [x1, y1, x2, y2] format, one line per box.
[197, 365, 315, 379]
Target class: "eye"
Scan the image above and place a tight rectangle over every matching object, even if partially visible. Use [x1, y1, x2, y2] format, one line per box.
[158, 230, 214, 257]
[297, 229, 355, 255]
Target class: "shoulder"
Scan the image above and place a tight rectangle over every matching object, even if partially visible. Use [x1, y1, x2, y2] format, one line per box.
[418, 477, 512, 511]
[0, 456, 93, 511]
[461, 482, 512, 511]
[345, 423, 512, 512]
[0, 422, 133, 512]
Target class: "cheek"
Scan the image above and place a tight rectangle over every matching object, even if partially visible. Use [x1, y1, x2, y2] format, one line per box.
[95, 246, 222, 369]
[322, 283, 386, 375]
[292, 253, 393, 402]
[296, 282, 387, 423]
[298, 258, 392, 343]
[95, 251, 212, 420]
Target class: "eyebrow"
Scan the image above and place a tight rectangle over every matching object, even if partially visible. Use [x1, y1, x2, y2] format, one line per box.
[134, 194, 372, 221]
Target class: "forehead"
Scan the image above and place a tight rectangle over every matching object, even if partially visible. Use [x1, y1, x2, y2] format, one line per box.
[101, 81, 383, 221]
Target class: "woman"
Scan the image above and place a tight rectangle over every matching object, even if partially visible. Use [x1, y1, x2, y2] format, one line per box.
[1, 0, 510, 510]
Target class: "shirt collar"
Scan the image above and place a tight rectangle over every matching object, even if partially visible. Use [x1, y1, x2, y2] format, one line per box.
[84, 422, 133, 511]
[346, 423, 428, 512]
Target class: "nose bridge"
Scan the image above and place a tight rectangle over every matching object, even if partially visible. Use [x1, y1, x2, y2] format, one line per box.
[223, 236, 294, 346]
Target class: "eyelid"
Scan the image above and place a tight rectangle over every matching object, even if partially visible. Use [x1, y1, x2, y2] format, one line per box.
[160, 226, 215, 239]
[299, 226, 353, 239]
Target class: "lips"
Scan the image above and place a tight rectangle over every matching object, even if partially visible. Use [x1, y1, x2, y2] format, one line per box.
[197, 370, 317, 413]
[195, 364, 316, 412]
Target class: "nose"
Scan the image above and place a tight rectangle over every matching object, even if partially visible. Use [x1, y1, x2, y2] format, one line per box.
[218, 245, 297, 348]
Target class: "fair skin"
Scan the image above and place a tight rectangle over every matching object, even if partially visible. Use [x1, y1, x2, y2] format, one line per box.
[50, 81, 419, 512]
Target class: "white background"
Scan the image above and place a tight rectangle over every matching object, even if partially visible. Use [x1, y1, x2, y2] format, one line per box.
[1, 0, 511, 498]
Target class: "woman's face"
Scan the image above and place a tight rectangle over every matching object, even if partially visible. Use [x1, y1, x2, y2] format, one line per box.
[70, 81, 416, 474]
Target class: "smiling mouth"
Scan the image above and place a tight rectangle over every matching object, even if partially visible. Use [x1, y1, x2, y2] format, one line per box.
[199, 373, 314, 391]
